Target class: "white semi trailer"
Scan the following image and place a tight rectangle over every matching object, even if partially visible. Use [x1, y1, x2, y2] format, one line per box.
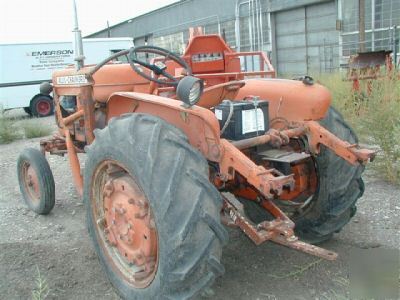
[0, 38, 133, 117]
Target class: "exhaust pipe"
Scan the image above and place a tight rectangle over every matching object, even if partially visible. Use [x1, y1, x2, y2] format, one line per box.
[72, 0, 85, 70]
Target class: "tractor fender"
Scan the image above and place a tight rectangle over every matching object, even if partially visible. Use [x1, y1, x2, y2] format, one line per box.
[106, 92, 222, 162]
[234, 78, 332, 124]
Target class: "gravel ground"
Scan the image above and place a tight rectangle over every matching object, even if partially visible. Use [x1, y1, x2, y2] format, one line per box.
[0, 111, 399, 300]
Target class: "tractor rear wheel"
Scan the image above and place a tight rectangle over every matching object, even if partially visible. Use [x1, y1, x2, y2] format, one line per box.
[17, 148, 55, 215]
[293, 107, 365, 243]
[244, 107, 365, 244]
[84, 113, 228, 299]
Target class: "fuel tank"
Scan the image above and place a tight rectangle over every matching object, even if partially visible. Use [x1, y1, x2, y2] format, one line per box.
[234, 79, 332, 123]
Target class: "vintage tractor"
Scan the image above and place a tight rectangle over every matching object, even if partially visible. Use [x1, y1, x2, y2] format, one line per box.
[17, 24, 376, 299]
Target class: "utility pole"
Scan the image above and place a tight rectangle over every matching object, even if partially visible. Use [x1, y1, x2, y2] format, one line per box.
[359, 0, 366, 52]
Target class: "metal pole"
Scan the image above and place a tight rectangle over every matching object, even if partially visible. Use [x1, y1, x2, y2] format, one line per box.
[72, 0, 85, 70]
[359, 0, 366, 52]
[248, 1, 253, 51]
[235, 0, 251, 51]
[235, 0, 241, 51]
[371, 0, 375, 51]
[258, 0, 264, 51]
[394, 26, 398, 67]
[323, 39, 327, 72]
[338, 0, 344, 70]
[392, 26, 397, 66]
[254, 0, 259, 50]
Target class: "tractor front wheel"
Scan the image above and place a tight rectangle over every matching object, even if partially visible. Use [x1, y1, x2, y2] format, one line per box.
[84, 113, 228, 299]
[17, 148, 55, 214]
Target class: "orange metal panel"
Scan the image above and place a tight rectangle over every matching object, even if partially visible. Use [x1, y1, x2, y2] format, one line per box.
[107, 92, 222, 162]
[235, 79, 332, 122]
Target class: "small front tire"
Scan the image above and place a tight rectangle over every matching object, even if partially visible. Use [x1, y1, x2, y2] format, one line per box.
[17, 148, 55, 215]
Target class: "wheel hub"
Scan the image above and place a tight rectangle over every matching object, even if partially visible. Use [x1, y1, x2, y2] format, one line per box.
[102, 173, 157, 284]
[36, 100, 51, 115]
[23, 163, 40, 202]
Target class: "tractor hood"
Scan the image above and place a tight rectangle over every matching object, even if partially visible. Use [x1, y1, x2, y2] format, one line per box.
[235, 78, 332, 123]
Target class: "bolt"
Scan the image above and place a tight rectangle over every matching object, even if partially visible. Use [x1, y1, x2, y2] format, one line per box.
[286, 235, 298, 242]
[134, 211, 148, 219]
[105, 237, 116, 247]
[136, 199, 146, 208]
[105, 183, 113, 190]
[96, 217, 105, 228]
[136, 253, 143, 261]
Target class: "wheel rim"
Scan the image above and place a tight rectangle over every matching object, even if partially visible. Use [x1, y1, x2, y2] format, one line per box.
[22, 162, 40, 204]
[92, 160, 158, 288]
[36, 99, 51, 116]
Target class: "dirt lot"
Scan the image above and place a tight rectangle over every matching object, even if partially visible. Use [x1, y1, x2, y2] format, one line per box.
[0, 112, 399, 300]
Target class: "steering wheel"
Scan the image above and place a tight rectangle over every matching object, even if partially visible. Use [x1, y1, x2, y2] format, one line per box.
[128, 46, 192, 86]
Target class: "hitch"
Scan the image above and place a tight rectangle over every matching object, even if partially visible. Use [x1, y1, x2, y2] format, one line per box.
[305, 121, 376, 165]
[221, 193, 338, 261]
[219, 140, 295, 199]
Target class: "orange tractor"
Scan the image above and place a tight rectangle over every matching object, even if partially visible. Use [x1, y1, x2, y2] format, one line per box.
[17, 24, 375, 299]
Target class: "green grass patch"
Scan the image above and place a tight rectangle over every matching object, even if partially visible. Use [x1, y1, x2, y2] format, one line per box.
[318, 72, 400, 185]
[0, 109, 52, 144]
[20, 121, 52, 139]
[0, 115, 22, 144]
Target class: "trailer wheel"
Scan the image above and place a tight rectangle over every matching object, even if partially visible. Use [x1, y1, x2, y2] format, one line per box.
[17, 148, 55, 215]
[31, 95, 54, 117]
[84, 113, 228, 299]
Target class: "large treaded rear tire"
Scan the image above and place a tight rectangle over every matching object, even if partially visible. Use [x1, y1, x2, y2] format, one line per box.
[294, 107, 365, 243]
[84, 113, 228, 300]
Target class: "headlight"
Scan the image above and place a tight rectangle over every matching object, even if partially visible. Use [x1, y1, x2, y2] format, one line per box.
[176, 76, 204, 107]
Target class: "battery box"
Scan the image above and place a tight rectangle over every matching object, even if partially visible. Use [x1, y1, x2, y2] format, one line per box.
[214, 100, 269, 141]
